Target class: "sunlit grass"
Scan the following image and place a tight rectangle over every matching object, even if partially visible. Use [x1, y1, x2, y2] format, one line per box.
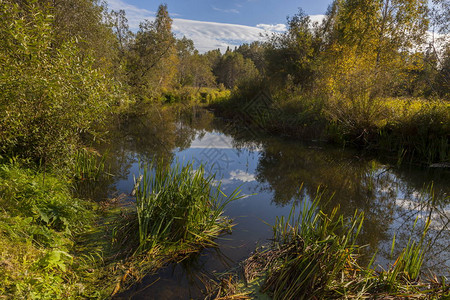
[211, 92, 450, 164]
[114, 161, 242, 256]
[209, 190, 449, 299]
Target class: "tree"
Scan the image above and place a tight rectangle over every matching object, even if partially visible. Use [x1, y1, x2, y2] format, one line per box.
[127, 4, 177, 99]
[110, 9, 133, 62]
[0, 1, 122, 166]
[321, 0, 429, 98]
[424, 0, 450, 97]
[176, 37, 215, 88]
[214, 52, 259, 88]
[236, 42, 266, 73]
[265, 10, 319, 91]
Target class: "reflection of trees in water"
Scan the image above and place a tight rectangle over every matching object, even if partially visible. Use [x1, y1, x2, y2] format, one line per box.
[253, 141, 395, 252]
[219, 122, 449, 272]
[87, 107, 448, 273]
[81, 106, 212, 201]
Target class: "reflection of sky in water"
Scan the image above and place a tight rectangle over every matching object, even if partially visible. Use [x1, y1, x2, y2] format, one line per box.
[112, 126, 449, 299]
[176, 132, 294, 249]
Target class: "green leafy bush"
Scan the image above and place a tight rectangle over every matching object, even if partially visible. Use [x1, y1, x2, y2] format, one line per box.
[0, 1, 124, 167]
[0, 162, 96, 298]
[0, 163, 92, 233]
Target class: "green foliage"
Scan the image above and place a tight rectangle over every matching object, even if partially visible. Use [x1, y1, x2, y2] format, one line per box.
[176, 37, 216, 88]
[0, 163, 92, 233]
[265, 10, 318, 90]
[114, 161, 242, 256]
[0, 1, 124, 166]
[263, 195, 364, 299]
[214, 51, 260, 89]
[50, 0, 119, 71]
[0, 162, 96, 299]
[126, 4, 178, 99]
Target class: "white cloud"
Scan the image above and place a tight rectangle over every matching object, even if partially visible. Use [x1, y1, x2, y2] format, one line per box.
[190, 133, 234, 149]
[172, 19, 267, 52]
[309, 14, 326, 24]
[256, 23, 286, 32]
[107, 0, 155, 29]
[229, 170, 256, 182]
[106, 0, 325, 53]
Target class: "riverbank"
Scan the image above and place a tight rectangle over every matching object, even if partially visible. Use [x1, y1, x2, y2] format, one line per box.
[0, 148, 240, 298]
[208, 196, 450, 299]
[209, 94, 450, 166]
[1, 105, 449, 299]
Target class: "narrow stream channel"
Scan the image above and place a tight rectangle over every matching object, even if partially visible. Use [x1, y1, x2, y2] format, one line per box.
[97, 107, 449, 299]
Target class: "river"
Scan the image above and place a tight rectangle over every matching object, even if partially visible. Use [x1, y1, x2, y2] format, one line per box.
[93, 106, 449, 299]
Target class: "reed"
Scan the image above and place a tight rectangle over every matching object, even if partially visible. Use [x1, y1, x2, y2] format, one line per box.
[73, 148, 108, 181]
[230, 191, 448, 299]
[262, 193, 364, 299]
[114, 161, 242, 256]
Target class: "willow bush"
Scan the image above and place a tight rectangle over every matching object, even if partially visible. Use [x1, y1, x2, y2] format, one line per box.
[0, 1, 125, 167]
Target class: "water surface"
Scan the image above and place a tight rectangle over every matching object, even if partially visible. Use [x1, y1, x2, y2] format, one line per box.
[101, 107, 449, 299]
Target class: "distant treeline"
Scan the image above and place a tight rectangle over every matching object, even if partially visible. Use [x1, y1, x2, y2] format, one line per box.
[0, 0, 449, 166]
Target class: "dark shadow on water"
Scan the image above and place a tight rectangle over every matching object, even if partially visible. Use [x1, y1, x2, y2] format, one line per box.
[113, 247, 235, 300]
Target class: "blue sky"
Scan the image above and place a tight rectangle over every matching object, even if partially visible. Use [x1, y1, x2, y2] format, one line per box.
[106, 0, 331, 52]
[117, 0, 332, 26]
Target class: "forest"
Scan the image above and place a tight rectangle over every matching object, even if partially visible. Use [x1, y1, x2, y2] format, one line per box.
[0, 0, 449, 298]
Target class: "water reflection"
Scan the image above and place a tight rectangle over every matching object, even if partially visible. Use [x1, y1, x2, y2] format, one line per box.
[104, 107, 449, 299]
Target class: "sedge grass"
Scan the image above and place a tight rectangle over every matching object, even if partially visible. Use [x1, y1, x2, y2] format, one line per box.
[209, 189, 449, 299]
[262, 193, 364, 300]
[73, 148, 108, 181]
[114, 160, 242, 257]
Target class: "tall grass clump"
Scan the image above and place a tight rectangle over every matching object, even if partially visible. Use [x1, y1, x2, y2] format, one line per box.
[262, 195, 364, 299]
[380, 216, 431, 291]
[224, 191, 449, 299]
[73, 148, 108, 181]
[114, 161, 241, 256]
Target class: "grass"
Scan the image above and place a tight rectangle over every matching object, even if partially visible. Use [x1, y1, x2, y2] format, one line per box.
[209, 91, 450, 164]
[207, 191, 450, 299]
[160, 87, 231, 105]
[113, 161, 242, 257]
[72, 147, 109, 182]
[0, 161, 96, 299]
[0, 158, 243, 298]
[262, 194, 364, 299]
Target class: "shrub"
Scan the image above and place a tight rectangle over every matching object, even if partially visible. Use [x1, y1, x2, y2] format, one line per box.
[0, 163, 92, 233]
[0, 1, 124, 167]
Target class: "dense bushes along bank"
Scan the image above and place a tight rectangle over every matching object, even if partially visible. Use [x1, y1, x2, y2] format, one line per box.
[209, 92, 450, 165]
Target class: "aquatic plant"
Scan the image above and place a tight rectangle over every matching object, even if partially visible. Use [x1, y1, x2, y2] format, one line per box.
[263, 194, 364, 299]
[73, 148, 109, 181]
[208, 190, 449, 299]
[114, 161, 242, 256]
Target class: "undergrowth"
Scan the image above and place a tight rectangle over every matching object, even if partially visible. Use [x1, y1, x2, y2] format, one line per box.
[0, 159, 242, 298]
[0, 161, 96, 299]
[210, 93, 450, 165]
